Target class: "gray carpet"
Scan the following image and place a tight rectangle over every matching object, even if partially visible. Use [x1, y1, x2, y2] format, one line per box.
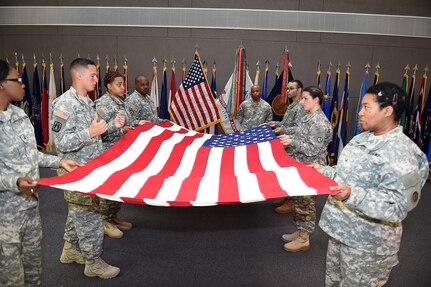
[38, 168, 431, 287]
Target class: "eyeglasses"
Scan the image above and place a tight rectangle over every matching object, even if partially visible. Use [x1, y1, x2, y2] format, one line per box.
[3, 78, 23, 84]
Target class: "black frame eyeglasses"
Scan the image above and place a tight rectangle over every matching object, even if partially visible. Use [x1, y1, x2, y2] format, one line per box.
[3, 78, 23, 83]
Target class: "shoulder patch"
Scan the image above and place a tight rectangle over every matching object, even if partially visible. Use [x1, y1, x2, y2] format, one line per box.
[52, 121, 63, 132]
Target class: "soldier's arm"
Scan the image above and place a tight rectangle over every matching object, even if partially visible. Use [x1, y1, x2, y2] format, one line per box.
[236, 103, 244, 125]
[52, 103, 93, 153]
[37, 151, 61, 168]
[264, 106, 273, 123]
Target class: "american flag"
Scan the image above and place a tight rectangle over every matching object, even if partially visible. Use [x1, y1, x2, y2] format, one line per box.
[38, 122, 336, 207]
[169, 52, 220, 131]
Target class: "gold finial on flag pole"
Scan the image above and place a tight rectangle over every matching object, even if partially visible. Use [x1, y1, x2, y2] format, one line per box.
[33, 53, 37, 65]
[152, 57, 157, 67]
[375, 62, 380, 71]
[96, 54, 100, 65]
[21, 53, 26, 65]
[194, 43, 200, 53]
[77, 53, 80, 58]
[49, 53, 53, 64]
[123, 55, 128, 66]
[171, 58, 176, 68]
[317, 61, 321, 73]
[87, 54, 91, 60]
[327, 61, 333, 73]
[265, 59, 269, 67]
[162, 57, 167, 67]
[346, 61, 352, 71]
[59, 53, 63, 65]
[256, 60, 261, 68]
[404, 64, 410, 74]
[42, 53, 45, 65]
[423, 65, 429, 76]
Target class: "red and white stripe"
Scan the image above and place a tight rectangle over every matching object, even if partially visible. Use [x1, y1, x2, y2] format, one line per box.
[38, 122, 336, 206]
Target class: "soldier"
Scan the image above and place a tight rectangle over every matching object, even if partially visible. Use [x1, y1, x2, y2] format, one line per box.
[51, 58, 124, 279]
[0, 60, 80, 286]
[126, 75, 164, 125]
[312, 83, 428, 286]
[95, 71, 133, 239]
[268, 80, 306, 214]
[278, 86, 332, 252]
[236, 84, 272, 131]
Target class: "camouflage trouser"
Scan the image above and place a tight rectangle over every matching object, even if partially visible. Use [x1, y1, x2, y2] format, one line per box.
[293, 195, 316, 233]
[98, 199, 122, 221]
[325, 238, 398, 287]
[0, 207, 42, 287]
[64, 205, 104, 260]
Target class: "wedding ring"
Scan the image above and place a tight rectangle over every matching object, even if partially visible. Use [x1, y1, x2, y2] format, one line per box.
[30, 189, 34, 193]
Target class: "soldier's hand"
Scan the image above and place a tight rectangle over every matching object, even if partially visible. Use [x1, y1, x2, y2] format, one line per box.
[308, 163, 323, 174]
[330, 185, 351, 201]
[59, 159, 82, 172]
[278, 134, 292, 146]
[17, 176, 38, 196]
[138, 120, 149, 125]
[114, 112, 126, 128]
[268, 121, 275, 127]
[122, 126, 133, 133]
[89, 114, 107, 138]
[274, 127, 281, 134]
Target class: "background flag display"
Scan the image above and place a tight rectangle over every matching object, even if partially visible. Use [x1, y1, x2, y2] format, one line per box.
[38, 122, 336, 207]
[406, 65, 418, 138]
[41, 59, 49, 145]
[160, 60, 170, 120]
[32, 60, 43, 149]
[211, 61, 217, 98]
[400, 65, 409, 130]
[327, 65, 340, 166]
[352, 66, 369, 137]
[169, 52, 220, 131]
[336, 64, 351, 159]
[46, 60, 57, 153]
[21, 60, 33, 119]
[151, 59, 160, 115]
[412, 70, 427, 146]
[322, 63, 332, 119]
[262, 60, 269, 100]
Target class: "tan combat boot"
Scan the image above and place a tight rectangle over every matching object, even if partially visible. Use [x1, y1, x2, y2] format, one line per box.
[112, 217, 133, 231]
[84, 257, 120, 279]
[60, 241, 85, 264]
[275, 199, 294, 214]
[273, 198, 286, 207]
[281, 230, 300, 243]
[103, 220, 123, 239]
[283, 230, 310, 252]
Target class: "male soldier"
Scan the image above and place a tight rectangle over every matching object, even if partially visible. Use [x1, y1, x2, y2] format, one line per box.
[268, 80, 305, 214]
[51, 58, 124, 279]
[126, 75, 164, 125]
[236, 84, 272, 131]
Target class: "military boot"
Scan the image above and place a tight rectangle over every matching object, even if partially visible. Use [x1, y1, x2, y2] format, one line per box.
[84, 257, 120, 279]
[112, 217, 133, 231]
[283, 230, 310, 252]
[281, 230, 300, 243]
[60, 241, 85, 264]
[103, 220, 123, 239]
[275, 199, 294, 214]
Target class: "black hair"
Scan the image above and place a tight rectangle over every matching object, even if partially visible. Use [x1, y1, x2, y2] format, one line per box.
[366, 82, 406, 122]
[104, 70, 124, 88]
[289, 80, 303, 90]
[303, 85, 324, 106]
[0, 59, 11, 81]
[69, 58, 96, 71]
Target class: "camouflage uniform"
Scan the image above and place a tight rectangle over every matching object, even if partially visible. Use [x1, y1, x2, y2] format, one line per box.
[273, 99, 306, 135]
[319, 126, 429, 286]
[0, 104, 60, 286]
[126, 90, 163, 126]
[95, 92, 131, 221]
[51, 87, 105, 260]
[236, 98, 272, 130]
[288, 108, 332, 233]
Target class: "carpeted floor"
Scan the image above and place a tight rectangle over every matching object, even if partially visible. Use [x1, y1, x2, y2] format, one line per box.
[38, 168, 431, 287]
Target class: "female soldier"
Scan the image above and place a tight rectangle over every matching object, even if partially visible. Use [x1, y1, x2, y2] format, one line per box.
[278, 86, 332, 252]
[313, 82, 428, 286]
[0, 60, 79, 286]
[95, 71, 132, 239]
